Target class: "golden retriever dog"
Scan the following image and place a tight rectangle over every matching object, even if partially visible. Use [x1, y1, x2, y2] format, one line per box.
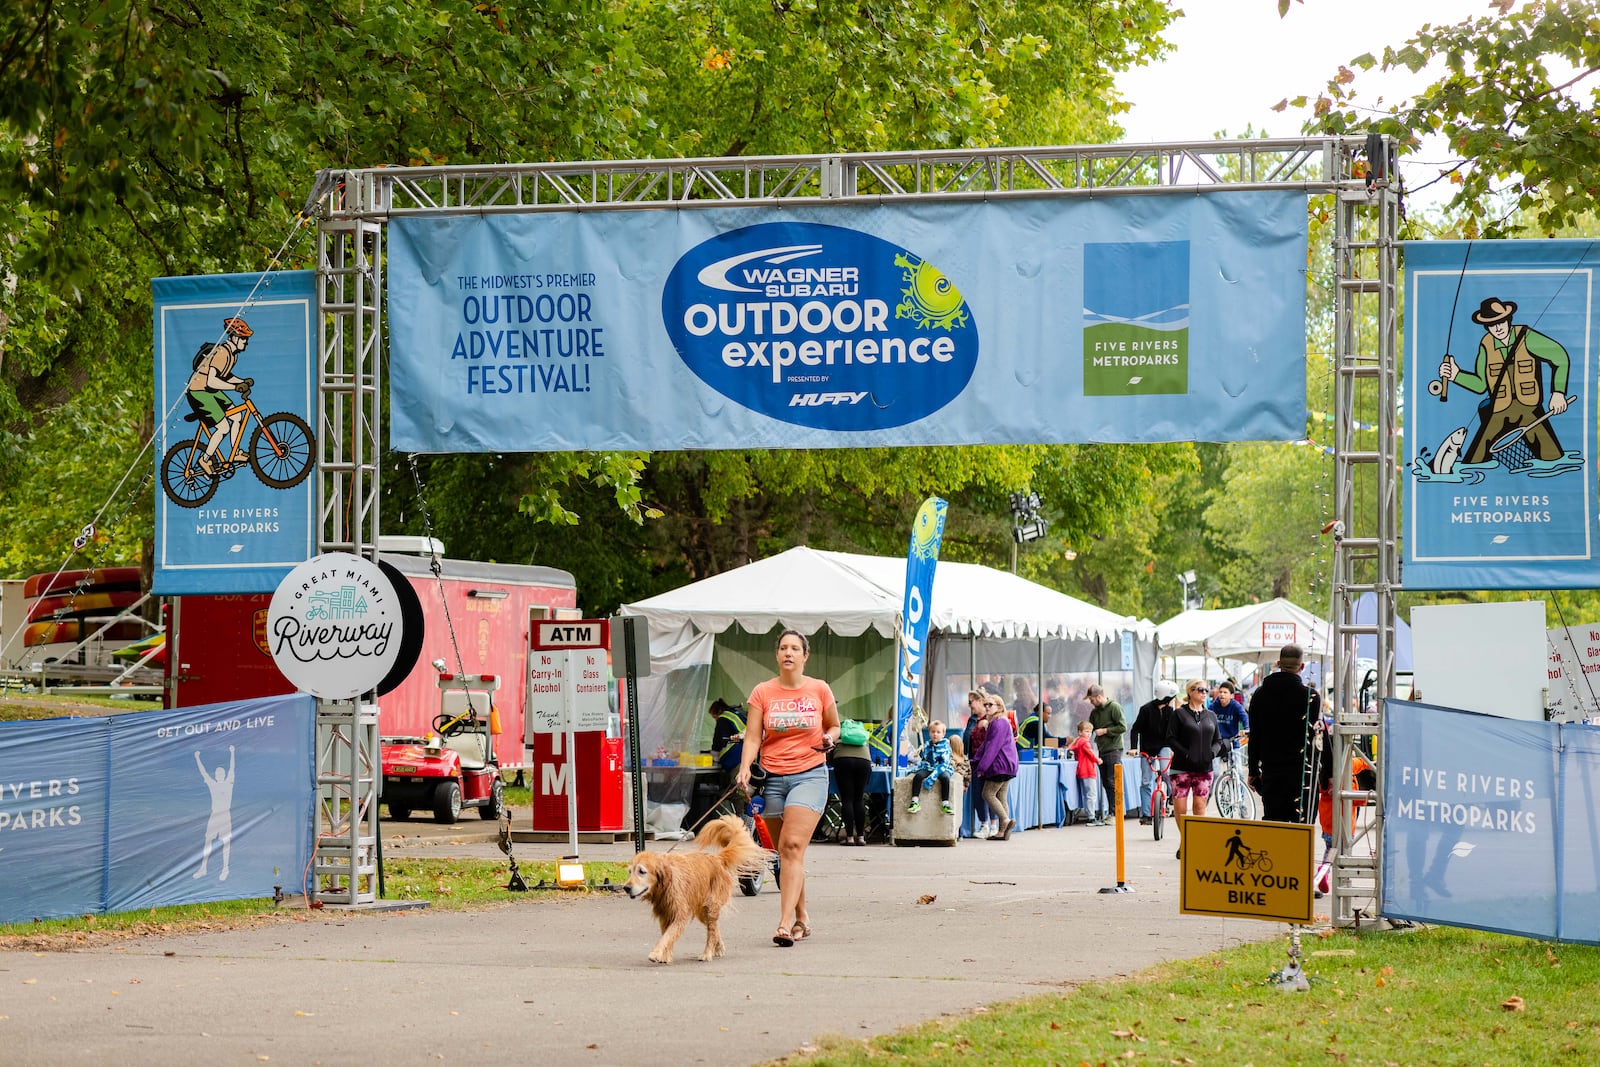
[624, 814, 768, 964]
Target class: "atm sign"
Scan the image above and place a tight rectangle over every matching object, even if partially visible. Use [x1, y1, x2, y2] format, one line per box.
[533, 620, 610, 650]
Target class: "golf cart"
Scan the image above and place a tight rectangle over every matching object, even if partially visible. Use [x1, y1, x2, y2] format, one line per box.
[381, 668, 505, 824]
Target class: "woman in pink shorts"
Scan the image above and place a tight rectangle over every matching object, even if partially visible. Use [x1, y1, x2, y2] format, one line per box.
[1166, 679, 1224, 859]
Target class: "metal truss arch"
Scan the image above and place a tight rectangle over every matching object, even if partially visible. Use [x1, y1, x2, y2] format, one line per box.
[312, 138, 1399, 924]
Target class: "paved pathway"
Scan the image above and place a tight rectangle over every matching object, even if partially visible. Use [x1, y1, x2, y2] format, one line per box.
[2, 816, 1283, 1066]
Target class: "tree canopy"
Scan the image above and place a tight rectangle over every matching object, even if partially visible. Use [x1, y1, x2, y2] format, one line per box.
[4, 0, 1216, 618]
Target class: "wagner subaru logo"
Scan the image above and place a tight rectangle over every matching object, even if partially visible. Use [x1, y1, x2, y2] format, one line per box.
[663, 222, 979, 430]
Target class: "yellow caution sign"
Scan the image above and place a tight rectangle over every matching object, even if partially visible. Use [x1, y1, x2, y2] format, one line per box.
[1178, 816, 1315, 924]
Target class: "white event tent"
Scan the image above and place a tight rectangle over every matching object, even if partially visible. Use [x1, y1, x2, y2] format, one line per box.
[1156, 597, 1332, 688]
[621, 545, 1155, 755]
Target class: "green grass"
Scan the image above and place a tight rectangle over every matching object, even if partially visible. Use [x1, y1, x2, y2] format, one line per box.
[0, 691, 162, 720]
[0, 858, 628, 944]
[776, 925, 1600, 1067]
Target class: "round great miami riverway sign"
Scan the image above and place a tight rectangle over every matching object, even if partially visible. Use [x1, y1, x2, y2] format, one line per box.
[268, 553, 402, 699]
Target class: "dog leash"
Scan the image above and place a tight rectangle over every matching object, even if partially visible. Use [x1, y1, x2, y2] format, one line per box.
[665, 781, 746, 853]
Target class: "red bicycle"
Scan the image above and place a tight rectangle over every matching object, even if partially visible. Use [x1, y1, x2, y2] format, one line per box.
[1143, 752, 1174, 841]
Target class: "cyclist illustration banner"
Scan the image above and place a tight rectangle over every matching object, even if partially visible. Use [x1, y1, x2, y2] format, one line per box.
[386, 193, 1307, 453]
[152, 271, 317, 594]
[1381, 699, 1600, 944]
[1404, 240, 1600, 590]
[0, 694, 316, 922]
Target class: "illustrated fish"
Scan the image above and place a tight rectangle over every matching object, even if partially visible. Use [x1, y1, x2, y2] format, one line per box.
[1430, 426, 1468, 475]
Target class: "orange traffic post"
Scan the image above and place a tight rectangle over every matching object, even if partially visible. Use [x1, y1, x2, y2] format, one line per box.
[1100, 763, 1132, 894]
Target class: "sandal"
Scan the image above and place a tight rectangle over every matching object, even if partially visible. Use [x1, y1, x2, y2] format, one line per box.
[773, 926, 795, 947]
[792, 919, 812, 941]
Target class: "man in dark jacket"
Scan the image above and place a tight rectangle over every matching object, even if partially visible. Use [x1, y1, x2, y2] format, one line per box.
[1247, 644, 1322, 823]
[1129, 680, 1177, 825]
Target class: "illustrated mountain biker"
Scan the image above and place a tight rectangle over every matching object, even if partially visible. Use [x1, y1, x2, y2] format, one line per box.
[185, 317, 255, 476]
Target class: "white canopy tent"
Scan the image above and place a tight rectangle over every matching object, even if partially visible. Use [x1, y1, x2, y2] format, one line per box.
[627, 545, 1152, 647]
[622, 544, 1153, 756]
[1156, 597, 1332, 689]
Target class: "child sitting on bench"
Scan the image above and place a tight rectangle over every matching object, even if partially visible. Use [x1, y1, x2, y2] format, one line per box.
[907, 719, 956, 814]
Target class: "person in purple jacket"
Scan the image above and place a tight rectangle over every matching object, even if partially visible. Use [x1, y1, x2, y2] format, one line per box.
[972, 694, 1019, 841]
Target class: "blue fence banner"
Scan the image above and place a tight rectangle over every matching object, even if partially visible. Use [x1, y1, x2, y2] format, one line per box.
[387, 194, 1308, 452]
[895, 497, 948, 760]
[153, 271, 317, 594]
[0, 695, 316, 923]
[1381, 699, 1600, 943]
[1403, 240, 1600, 590]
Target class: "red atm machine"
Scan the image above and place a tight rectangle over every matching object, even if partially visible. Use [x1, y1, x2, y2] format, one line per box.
[530, 731, 624, 832]
[528, 619, 624, 833]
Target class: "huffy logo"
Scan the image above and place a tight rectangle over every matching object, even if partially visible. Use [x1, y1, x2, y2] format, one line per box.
[662, 221, 979, 431]
[266, 553, 402, 699]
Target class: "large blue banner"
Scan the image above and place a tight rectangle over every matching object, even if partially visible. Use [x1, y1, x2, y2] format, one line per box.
[896, 497, 947, 759]
[387, 195, 1308, 452]
[1382, 699, 1600, 943]
[1404, 241, 1600, 589]
[153, 271, 317, 594]
[0, 695, 316, 922]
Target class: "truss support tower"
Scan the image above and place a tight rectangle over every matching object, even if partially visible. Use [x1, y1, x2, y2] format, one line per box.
[311, 202, 384, 906]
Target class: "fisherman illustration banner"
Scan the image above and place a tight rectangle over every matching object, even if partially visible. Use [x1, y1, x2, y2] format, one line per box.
[153, 271, 317, 595]
[387, 193, 1307, 453]
[1381, 699, 1600, 945]
[0, 694, 316, 923]
[1404, 241, 1600, 590]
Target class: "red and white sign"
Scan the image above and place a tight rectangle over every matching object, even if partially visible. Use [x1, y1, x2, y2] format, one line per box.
[1261, 621, 1297, 647]
[528, 617, 612, 737]
[533, 619, 609, 650]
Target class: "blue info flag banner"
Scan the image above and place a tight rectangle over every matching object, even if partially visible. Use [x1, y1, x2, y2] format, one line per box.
[387, 194, 1307, 452]
[1403, 241, 1600, 590]
[0, 695, 316, 922]
[1382, 699, 1600, 944]
[153, 271, 317, 594]
[896, 497, 947, 757]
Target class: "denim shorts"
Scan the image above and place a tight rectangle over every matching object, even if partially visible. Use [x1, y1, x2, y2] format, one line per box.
[762, 763, 829, 817]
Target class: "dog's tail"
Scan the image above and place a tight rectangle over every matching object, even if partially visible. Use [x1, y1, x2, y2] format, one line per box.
[697, 813, 770, 877]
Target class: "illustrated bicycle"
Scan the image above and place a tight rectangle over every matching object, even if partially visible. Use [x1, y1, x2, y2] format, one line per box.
[1211, 735, 1257, 821]
[1233, 844, 1273, 873]
[1143, 752, 1173, 841]
[161, 392, 315, 508]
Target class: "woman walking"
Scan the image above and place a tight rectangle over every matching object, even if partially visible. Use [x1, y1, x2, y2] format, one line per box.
[1166, 679, 1224, 859]
[737, 629, 840, 946]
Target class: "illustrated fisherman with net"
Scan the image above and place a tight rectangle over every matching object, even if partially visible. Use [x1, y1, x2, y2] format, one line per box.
[1435, 297, 1571, 471]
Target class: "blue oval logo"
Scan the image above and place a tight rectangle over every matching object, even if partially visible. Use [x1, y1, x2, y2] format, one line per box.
[662, 222, 979, 430]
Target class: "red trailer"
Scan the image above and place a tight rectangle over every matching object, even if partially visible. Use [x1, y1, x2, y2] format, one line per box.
[166, 554, 578, 769]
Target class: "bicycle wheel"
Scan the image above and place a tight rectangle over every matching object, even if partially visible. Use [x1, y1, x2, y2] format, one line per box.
[1151, 793, 1165, 841]
[249, 412, 315, 489]
[161, 440, 219, 508]
[1257, 854, 1273, 874]
[1213, 772, 1255, 820]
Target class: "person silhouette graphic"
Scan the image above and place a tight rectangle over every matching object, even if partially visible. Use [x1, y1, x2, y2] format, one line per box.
[194, 746, 236, 882]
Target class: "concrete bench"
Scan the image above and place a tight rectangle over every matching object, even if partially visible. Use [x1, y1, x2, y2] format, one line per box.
[891, 774, 962, 847]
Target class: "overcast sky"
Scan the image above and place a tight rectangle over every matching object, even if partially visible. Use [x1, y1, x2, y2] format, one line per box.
[1116, 0, 1493, 168]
